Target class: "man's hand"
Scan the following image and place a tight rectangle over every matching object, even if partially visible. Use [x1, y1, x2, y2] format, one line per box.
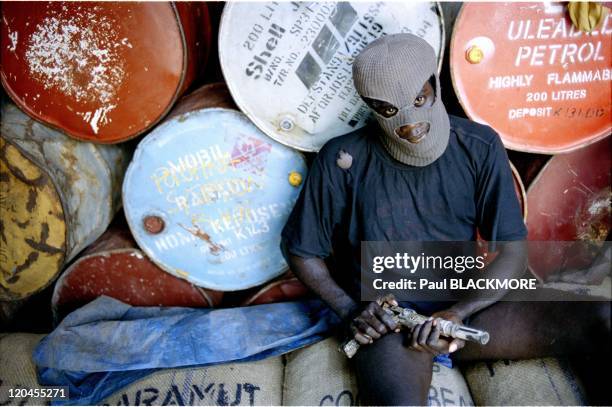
[405, 309, 466, 355]
[349, 294, 400, 345]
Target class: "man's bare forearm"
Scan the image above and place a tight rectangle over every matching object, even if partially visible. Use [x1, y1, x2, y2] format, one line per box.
[286, 253, 358, 321]
[448, 240, 528, 320]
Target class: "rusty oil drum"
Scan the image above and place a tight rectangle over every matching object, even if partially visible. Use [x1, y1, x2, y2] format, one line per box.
[52, 216, 223, 321]
[0, 2, 211, 143]
[122, 83, 308, 291]
[1, 103, 129, 300]
[450, 2, 611, 153]
[219, 2, 445, 152]
[240, 272, 310, 306]
[526, 137, 611, 280]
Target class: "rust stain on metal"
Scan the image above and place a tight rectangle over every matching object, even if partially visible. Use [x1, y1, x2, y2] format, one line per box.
[143, 215, 165, 234]
[60, 150, 79, 169]
[576, 189, 611, 242]
[179, 223, 224, 254]
[15, 219, 30, 229]
[26, 189, 37, 212]
[0, 220, 6, 244]
[24, 223, 64, 255]
[8, 252, 40, 283]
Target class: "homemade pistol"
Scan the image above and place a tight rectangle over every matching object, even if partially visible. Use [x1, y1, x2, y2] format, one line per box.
[340, 305, 490, 358]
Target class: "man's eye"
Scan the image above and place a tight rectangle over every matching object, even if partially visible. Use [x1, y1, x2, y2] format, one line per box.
[383, 107, 397, 117]
[414, 95, 426, 107]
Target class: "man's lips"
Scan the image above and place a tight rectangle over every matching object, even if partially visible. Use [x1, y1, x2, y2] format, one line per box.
[395, 122, 431, 144]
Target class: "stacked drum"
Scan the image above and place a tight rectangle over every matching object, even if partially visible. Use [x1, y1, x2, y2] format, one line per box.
[1, 1, 453, 322]
[1, 1, 608, 319]
[0, 2, 610, 405]
[1, 1, 214, 322]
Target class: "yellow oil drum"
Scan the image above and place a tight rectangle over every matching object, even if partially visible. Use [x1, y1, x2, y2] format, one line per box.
[0, 103, 129, 300]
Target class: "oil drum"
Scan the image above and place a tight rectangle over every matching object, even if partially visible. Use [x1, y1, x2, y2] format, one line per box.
[451, 2, 611, 153]
[526, 137, 611, 280]
[122, 83, 308, 291]
[1, 2, 211, 143]
[219, 2, 445, 152]
[1, 102, 129, 300]
[52, 215, 223, 322]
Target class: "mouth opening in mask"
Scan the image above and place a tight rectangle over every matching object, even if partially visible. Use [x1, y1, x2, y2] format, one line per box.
[395, 121, 431, 144]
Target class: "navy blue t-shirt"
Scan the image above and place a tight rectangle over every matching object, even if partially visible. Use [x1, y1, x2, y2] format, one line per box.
[281, 115, 527, 302]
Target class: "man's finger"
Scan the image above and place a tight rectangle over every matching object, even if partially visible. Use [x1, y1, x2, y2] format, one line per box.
[427, 320, 442, 349]
[418, 319, 433, 347]
[356, 319, 382, 339]
[363, 308, 388, 335]
[411, 324, 424, 351]
[354, 332, 372, 345]
[374, 306, 398, 331]
[378, 294, 398, 307]
[448, 338, 465, 353]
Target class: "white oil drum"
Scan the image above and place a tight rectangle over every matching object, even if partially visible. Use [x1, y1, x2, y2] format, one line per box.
[219, 2, 445, 152]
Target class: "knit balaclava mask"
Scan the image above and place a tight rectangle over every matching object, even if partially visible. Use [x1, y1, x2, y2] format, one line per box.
[352, 34, 450, 167]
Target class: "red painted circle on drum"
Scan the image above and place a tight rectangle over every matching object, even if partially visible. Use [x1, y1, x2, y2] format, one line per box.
[451, 2, 611, 153]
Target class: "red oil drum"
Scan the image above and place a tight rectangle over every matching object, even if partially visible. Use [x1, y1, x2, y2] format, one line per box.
[52, 217, 223, 321]
[451, 2, 611, 153]
[1, 2, 211, 143]
[527, 137, 611, 280]
[240, 272, 311, 306]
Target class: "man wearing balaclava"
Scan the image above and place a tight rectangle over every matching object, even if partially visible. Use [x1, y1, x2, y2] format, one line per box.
[353, 33, 450, 167]
[281, 34, 610, 405]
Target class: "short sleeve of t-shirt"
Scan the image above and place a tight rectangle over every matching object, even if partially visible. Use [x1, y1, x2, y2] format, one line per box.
[281, 151, 346, 259]
[476, 133, 527, 241]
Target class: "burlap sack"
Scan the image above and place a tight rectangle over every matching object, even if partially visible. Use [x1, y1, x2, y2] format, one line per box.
[429, 361, 474, 407]
[102, 357, 284, 406]
[282, 337, 474, 406]
[462, 357, 586, 406]
[0, 333, 49, 406]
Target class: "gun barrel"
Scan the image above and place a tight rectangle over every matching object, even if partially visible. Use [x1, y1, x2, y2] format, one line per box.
[452, 325, 490, 345]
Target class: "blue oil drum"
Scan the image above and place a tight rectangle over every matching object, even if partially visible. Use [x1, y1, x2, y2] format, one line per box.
[122, 84, 308, 291]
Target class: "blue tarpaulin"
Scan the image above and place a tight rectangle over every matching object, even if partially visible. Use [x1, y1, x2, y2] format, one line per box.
[34, 296, 340, 405]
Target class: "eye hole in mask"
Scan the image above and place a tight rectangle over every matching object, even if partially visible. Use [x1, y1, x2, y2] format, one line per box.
[361, 75, 437, 117]
[362, 97, 399, 118]
[413, 75, 436, 108]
